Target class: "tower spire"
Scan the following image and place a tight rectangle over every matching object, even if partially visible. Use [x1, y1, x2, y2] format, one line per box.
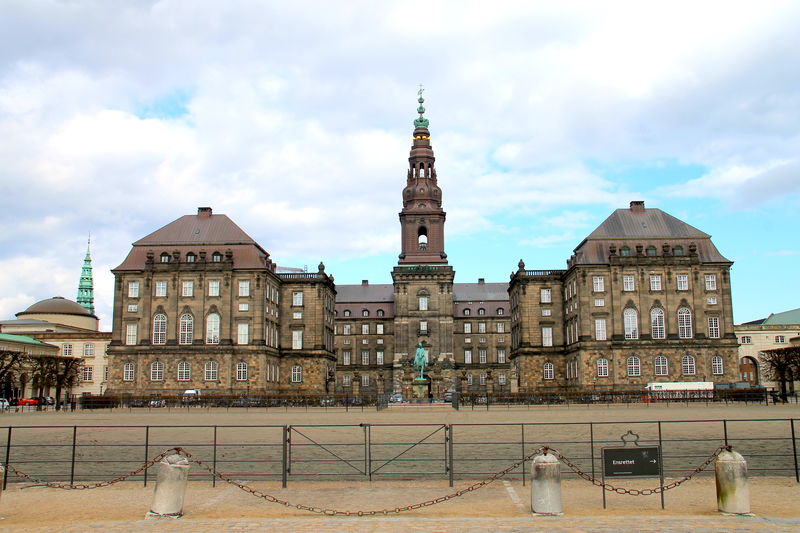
[76, 237, 95, 314]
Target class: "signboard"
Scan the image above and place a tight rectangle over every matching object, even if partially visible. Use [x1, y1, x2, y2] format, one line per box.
[602, 446, 660, 478]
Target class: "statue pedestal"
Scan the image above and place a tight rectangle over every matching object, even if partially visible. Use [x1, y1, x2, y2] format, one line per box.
[413, 378, 430, 403]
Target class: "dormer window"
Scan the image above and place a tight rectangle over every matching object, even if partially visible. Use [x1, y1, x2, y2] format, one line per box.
[647, 246, 657, 257]
[362, 309, 369, 317]
[160, 253, 170, 263]
[673, 246, 683, 256]
[463, 309, 471, 316]
[344, 310, 351, 317]
[620, 246, 631, 257]
[377, 309, 385, 317]
[186, 253, 196, 263]
[211, 252, 222, 262]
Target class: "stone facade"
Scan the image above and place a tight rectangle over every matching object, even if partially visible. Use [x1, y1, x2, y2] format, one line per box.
[735, 309, 800, 392]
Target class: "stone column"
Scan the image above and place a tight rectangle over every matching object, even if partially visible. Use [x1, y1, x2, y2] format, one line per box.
[485, 369, 494, 397]
[377, 372, 385, 396]
[148, 454, 190, 518]
[460, 370, 469, 396]
[352, 371, 361, 398]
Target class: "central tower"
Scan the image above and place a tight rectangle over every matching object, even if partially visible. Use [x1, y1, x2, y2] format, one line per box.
[398, 90, 447, 264]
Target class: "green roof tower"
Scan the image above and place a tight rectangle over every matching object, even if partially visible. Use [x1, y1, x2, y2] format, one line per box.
[76, 238, 95, 314]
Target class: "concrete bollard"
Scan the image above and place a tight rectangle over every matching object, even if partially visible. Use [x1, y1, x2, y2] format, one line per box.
[147, 454, 190, 518]
[531, 452, 562, 515]
[715, 449, 751, 515]
[0, 464, 4, 504]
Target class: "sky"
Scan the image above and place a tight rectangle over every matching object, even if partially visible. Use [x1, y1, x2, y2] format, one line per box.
[1, 1, 798, 331]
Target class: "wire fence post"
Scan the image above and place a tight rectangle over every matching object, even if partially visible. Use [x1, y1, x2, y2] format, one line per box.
[791, 418, 798, 483]
[143, 425, 150, 487]
[723, 419, 729, 446]
[364, 424, 371, 481]
[448, 424, 455, 487]
[589, 422, 595, 480]
[658, 420, 665, 510]
[521, 424, 526, 486]
[69, 425, 77, 485]
[3, 426, 12, 490]
[212, 426, 217, 487]
[281, 425, 288, 488]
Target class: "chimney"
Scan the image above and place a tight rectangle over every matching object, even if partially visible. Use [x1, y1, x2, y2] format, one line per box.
[198, 207, 213, 216]
[362, 280, 369, 286]
[478, 278, 485, 284]
[630, 201, 645, 213]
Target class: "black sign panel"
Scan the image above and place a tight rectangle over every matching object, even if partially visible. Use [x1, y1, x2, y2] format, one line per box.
[602, 446, 660, 477]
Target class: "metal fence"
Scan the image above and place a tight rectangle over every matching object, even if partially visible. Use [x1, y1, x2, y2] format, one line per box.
[2, 418, 798, 489]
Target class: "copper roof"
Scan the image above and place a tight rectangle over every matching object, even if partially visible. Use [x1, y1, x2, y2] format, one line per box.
[134, 210, 260, 247]
[17, 297, 92, 317]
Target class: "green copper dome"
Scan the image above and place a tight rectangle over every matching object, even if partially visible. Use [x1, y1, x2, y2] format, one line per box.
[413, 87, 430, 128]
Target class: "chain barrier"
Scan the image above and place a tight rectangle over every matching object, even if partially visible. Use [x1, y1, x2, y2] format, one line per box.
[4, 448, 180, 489]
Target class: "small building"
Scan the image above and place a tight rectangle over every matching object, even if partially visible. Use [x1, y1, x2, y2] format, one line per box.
[735, 308, 800, 392]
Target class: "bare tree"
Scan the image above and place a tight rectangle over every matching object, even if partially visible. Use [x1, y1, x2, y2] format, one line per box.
[760, 347, 800, 402]
[0, 349, 29, 393]
[54, 357, 83, 410]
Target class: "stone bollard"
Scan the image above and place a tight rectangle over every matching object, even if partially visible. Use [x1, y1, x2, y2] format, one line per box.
[531, 451, 562, 515]
[147, 454, 190, 518]
[715, 449, 751, 515]
[0, 464, 4, 504]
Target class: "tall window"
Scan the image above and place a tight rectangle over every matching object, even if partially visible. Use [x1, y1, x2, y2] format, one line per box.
[650, 274, 662, 291]
[707, 317, 720, 338]
[655, 355, 669, 376]
[123, 362, 135, 381]
[204, 361, 218, 381]
[150, 361, 164, 381]
[464, 322, 472, 334]
[342, 351, 351, 365]
[593, 276, 605, 292]
[208, 280, 220, 297]
[206, 313, 220, 344]
[155, 281, 167, 297]
[237, 280, 250, 297]
[479, 349, 487, 364]
[152, 314, 167, 345]
[361, 323, 369, 335]
[623, 275, 635, 291]
[376, 350, 384, 365]
[623, 308, 638, 339]
[496, 322, 505, 333]
[237, 323, 249, 345]
[627, 356, 641, 376]
[292, 330, 303, 349]
[125, 324, 138, 345]
[177, 361, 190, 381]
[540, 288, 552, 303]
[464, 349, 473, 364]
[497, 348, 506, 363]
[711, 356, 724, 375]
[595, 319, 607, 341]
[343, 374, 352, 386]
[542, 327, 553, 347]
[650, 308, 665, 339]
[362, 350, 370, 365]
[678, 307, 693, 338]
[478, 322, 486, 334]
[128, 281, 139, 298]
[291, 365, 302, 383]
[498, 373, 507, 385]
[83, 366, 93, 381]
[543, 362, 555, 380]
[704, 274, 717, 290]
[182, 280, 194, 297]
[292, 291, 303, 306]
[362, 374, 370, 387]
[376, 323, 384, 334]
[179, 314, 193, 345]
[676, 274, 689, 291]
[236, 362, 248, 381]
[681, 355, 696, 375]
[419, 296, 428, 310]
[597, 358, 609, 377]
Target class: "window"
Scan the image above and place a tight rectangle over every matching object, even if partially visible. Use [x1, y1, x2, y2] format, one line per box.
[293, 291, 303, 306]
[678, 307, 693, 338]
[479, 373, 486, 385]
[152, 314, 167, 344]
[103, 366, 108, 381]
[123, 363, 135, 382]
[362, 309, 369, 317]
[463, 309, 471, 316]
[593, 276, 605, 292]
[595, 319, 607, 341]
[177, 361, 190, 381]
[479, 349, 487, 364]
[540, 288, 552, 303]
[775, 335, 786, 343]
[292, 330, 303, 349]
[208, 280, 220, 297]
[361, 374, 370, 387]
[160, 252, 170, 263]
[186, 252, 196, 263]
[647, 246, 657, 257]
[465, 337, 471, 344]
[466, 374, 473, 385]
[620, 246, 630, 256]
[342, 351, 351, 365]
[291, 365, 302, 383]
[127, 304, 138, 312]
[497, 348, 506, 363]
[211, 252, 222, 262]
[464, 349, 473, 364]
[128, 282, 139, 298]
[496, 322, 505, 333]
[155, 281, 167, 297]
[361, 324, 370, 335]
[541, 309, 552, 317]
[125, 324, 138, 345]
[655, 356, 669, 376]
[704, 274, 717, 290]
[478, 322, 486, 334]
[740, 336, 752, 344]
[204, 361, 218, 381]
[597, 358, 609, 377]
[623, 275, 635, 291]
[707, 317, 720, 339]
[206, 313, 220, 344]
[542, 327, 553, 347]
[623, 308, 638, 339]
[292, 311, 302, 319]
[707, 296, 717, 305]
[594, 298, 605, 307]
[82, 343, 94, 357]
[376, 351, 384, 365]
[681, 355, 696, 375]
[650, 308, 665, 339]
[179, 314, 193, 345]
[237, 323, 249, 345]
[712, 356, 724, 375]
[497, 308, 505, 316]
[343, 324, 351, 335]
[181, 280, 193, 297]
[543, 362, 555, 380]
[479, 337, 487, 344]
[419, 320, 428, 334]
[478, 308, 485, 316]
[464, 322, 472, 334]
[376, 323, 384, 334]
[344, 310, 351, 317]
[650, 275, 662, 291]
[238, 280, 250, 297]
[83, 366, 93, 382]
[419, 296, 428, 310]
[343, 374, 352, 386]
[150, 361, 164, 381]
[498, 373, 507, 385]
[239, 303, 249, 311]
[377, 309, 384, 317]
[627, 356, 641, 376]
[236, 362, 248, 381]
[362, 350, 370, 365]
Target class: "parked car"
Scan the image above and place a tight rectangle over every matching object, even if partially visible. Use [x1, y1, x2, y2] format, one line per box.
[0, 398, 9, 410]
[18, 398, 39, 406]
[148, 399, 166, 408]
[442, 392, 453, 402]
[42, 396, 55, 405]
[389, 393, 404, 403]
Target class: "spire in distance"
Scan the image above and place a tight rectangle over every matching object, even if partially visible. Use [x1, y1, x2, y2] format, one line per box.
[76, 237, 95, 314]
[413, 84, 430, 128]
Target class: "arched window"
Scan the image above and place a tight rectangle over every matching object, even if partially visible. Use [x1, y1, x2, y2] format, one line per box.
[673, 246, 683, 256]
[150, 361, 164, 381]
[463, 309, 471, 316]
[597, 358, 609, 377]
[627, 356, 641, 376]
[206, 313, 220, 344]
[620, 246, 631, 257]
[543, 362, 554, 380]
[623, 308, 638, 339]
[497, 308, 504, 315]
[362, 309, 369, 317]
[478, 308, 485, 316]
[344, 310, 351, 317]
[186, 252, 196, 263]
[123, 363, 135, 381]
[377, 309, 384, 317]
[678, 307, 693, 338]
[650, 308, 665, 339]
[655, 356, 669, 376]
[204, 360, 218, 381]
[152, 314, 167, 345]
[681, 355, 696, 375]
[211, 251, 222, 262]
[160, 252, 170, 263]
[179, 314, 193, 345]
[236, 362, 248, 381]
[177, 361, 190, 381]
[291, 365, 303, 383]
[647, 246, 657, 257]
[418, 227, 428, 250]
[711, 356, 724, 375]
